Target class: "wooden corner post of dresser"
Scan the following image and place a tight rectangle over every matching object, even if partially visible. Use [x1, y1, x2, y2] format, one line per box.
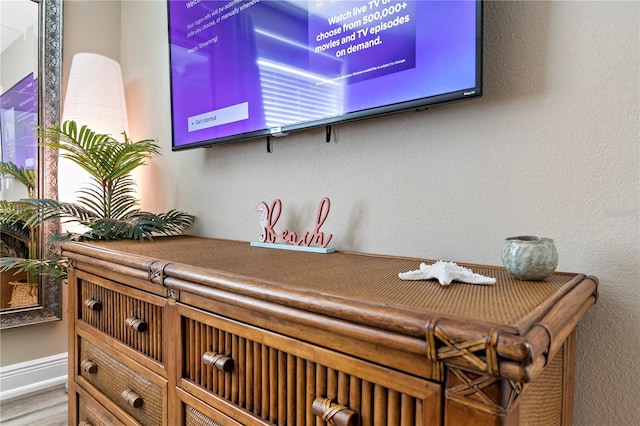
[67, 261, 79, 426]
[164, 298, 181, 425]
[444, 366, 522, 426]
[443, 331, 579, 426]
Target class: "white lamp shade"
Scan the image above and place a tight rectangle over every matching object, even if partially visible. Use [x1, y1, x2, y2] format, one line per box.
[59, 53, 130, 215]
[62, 53, 129, 137]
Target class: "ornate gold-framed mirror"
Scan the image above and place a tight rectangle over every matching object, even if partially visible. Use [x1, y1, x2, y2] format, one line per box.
[0, 0, 62, 328]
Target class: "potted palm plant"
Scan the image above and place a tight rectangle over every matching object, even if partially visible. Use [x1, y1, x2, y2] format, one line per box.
[0, 120, 196, 285]
[1, 161, 37, 262]
[0, 161, 43, 307]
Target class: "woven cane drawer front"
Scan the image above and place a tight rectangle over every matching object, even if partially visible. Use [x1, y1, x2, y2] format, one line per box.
[78, 337, 166, 426]
[185, 405, 224, 426]
[180, 307, 441, 426]
[78, 272, 164, 363]
[178, 387, 246, 426]
[183, 403, 246, 426]
[78, 392, 125, 426]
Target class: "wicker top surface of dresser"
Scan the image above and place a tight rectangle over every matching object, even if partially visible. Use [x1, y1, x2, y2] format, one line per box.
[63, 236, 596, 331]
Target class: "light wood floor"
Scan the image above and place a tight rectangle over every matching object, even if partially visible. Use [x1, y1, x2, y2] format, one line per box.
[0, 384, 67, 426]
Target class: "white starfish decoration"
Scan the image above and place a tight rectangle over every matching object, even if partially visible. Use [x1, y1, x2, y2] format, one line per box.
[398, 261, 496, 286]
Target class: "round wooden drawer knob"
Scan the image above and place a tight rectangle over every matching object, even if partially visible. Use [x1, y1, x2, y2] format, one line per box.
[312, 398, 358, 426]
[80, 359, 98, 374]
[121, 389, 143, 408]
[125, 317, 148, 332]
[202, 351, 234, 372]
[84, 298, 102, 311]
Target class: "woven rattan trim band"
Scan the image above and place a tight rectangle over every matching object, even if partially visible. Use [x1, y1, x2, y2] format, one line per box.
[148, 260, 171, 285]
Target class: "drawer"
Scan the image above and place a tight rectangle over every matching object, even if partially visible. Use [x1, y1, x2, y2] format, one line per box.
[77, 389, 125, 426]
[185, 405, 224, 426]
[179, 305, 442, 426]
[77, 270, 164, 363]
[78, 337, 166, 426]
[178, 389, 244, 426]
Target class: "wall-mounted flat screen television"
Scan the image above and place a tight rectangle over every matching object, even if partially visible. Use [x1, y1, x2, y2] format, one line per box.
[167, 0, 482, 150]
[0, 73, 38, 169]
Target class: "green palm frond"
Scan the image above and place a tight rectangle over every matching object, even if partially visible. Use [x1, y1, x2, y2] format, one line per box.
[1, 236, 27, 258]
[0, 221, 30, 246]
[155, 210, 198, 235]
[38, 121, 161, 182]
[2, 120, 197, 282]
[10, 198, 97, 229]
[0, 199, 39, 225]
[0, 161, 36, 198]
[0, 257, 67, 281]
[82, 210, 197, 241]
[75, 176, 138, 219]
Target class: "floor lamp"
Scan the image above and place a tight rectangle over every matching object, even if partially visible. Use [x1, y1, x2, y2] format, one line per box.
[59, 53, 130, 229]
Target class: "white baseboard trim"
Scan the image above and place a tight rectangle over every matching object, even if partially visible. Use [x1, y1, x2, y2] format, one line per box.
[0, 353, 68, 401]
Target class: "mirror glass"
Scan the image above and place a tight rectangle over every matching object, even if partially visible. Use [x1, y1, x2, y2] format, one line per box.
[0, 0, 61, 327]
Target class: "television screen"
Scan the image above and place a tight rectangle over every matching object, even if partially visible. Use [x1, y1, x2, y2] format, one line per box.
[167, 0, 482, 150]
[0, 73, 38, 169]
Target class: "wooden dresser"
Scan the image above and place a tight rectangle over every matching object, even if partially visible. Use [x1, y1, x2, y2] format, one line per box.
[63, 236, 598, 426]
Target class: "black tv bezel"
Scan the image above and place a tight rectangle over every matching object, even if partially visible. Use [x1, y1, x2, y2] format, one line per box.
[168, 0, 483, 151]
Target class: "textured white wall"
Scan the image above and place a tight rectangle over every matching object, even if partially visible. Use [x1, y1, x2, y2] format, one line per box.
[119, 1, 638, 424]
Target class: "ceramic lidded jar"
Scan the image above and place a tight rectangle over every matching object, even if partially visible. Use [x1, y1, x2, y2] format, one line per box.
[501, 236, 559, 281]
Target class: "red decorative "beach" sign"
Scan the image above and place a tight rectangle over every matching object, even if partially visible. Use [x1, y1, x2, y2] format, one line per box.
[252, 197, 334, 253]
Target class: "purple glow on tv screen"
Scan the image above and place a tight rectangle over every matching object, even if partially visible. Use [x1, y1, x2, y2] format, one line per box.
[1, 73, 38, 169]
[167, 0, 482, 150]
